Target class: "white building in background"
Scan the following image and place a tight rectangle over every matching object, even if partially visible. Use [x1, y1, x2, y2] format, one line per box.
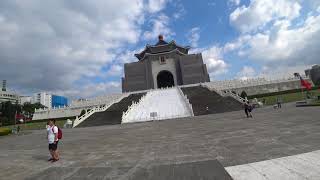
[0, 90, 20, 104]
[0, 80, 20, 104]
[20, 96, 32, 105]
[32, 92, 52, 108]
[31, 92, 69, 109]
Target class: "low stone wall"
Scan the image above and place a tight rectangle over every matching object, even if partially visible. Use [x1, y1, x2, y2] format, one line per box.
[225, 79, 313, 96]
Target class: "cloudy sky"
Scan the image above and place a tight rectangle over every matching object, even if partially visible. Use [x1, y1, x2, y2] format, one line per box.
[0, 0, 319, 98]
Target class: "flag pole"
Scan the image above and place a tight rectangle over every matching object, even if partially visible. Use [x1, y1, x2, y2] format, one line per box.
[298, 73, 305, 100]
[14, 110, 17, 126]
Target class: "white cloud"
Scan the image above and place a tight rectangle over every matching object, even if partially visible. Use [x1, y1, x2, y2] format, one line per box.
[146, 0, 168, 13]
[143, 14, 174, 40]
[307, 0, 320, 11]
[117, 48, 144, 64]
[172, 1, 186, 19]
[0, 0, 171, 98]
[60, 81, 122, 99]
[187, 27, 200, 47]
[226, 0, 320, 76]
[107, 65, 123, 77]
[228, 0, 241, 6]
[236, 66, 256, 80]
[201, 46, 229, 79]
[232, 14, 320, 66]
[224, 34, 251, 52]
[259, 64, 310, 80]
[230, 0, 301, 33]
[208, 2, 216, 6]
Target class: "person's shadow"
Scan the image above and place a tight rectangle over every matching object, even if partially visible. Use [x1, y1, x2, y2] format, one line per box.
[32, 154, 49, 161]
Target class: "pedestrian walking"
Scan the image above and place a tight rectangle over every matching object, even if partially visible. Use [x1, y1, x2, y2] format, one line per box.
[244, 101, 253, 118]
[276, 96, 282, 109]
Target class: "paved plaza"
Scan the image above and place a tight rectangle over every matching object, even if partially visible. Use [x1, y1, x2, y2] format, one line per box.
[0, 103, 320, 179]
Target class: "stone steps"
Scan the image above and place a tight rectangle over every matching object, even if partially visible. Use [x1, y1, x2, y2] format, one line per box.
[76, 93, 145, 128]
[181, 86, 242, 116]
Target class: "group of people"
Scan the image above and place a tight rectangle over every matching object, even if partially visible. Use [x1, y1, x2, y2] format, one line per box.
[45, 98, 286, 162]
[243, 96, 284, 117]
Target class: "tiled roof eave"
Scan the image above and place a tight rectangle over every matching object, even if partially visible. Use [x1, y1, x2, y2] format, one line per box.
[135, 41, 190, 60]
[139, 48, 187, 61]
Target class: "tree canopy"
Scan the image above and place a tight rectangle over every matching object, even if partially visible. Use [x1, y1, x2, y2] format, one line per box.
[0, 102, 45, 126]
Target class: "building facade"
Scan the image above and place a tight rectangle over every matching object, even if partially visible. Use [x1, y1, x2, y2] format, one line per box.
[0, 80, 20, 104]
[306, 64, 320, 86]
[122, 35, 210, 92]
[0, 90, 20, 104]
[32, 92, 68, 108]
[20, 96, 32, 105]
[32, 92, 52, 108]
[52, 95, 68, 108]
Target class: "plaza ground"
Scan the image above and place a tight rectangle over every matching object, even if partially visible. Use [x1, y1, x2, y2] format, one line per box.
[0, 103, 319, 179]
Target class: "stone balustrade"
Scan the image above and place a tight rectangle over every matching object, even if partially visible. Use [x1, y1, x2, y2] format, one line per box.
[33, 93, 125, 120]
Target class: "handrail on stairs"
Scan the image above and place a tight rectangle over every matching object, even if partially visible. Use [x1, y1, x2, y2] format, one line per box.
[72, 93, 129, 128]
[177, 86, 194, 116]
[201, 83, 246, 103]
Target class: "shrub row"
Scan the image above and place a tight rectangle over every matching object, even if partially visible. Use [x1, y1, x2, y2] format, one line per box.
[248, 86, 319, 99]
[0, 128, 11, 136]
[27, 116, 76, 124]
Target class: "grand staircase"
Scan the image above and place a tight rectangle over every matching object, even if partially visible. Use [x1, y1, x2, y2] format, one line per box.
[181, 86, 242, 116]
[76, 93, 145, 128]
[122, 87, 193, 123]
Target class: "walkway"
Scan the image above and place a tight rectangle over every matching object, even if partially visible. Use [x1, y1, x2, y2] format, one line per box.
[226, 150, 320, 180]
[0, 103, 319, 179]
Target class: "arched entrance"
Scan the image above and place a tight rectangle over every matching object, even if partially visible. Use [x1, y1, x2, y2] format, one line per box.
[157, 70, 174, 88]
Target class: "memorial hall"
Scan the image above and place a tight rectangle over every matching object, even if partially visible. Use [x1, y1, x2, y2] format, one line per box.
[121, 35, 210, 92]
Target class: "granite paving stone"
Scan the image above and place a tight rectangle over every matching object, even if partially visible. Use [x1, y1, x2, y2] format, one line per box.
[0, 103, 319, 179]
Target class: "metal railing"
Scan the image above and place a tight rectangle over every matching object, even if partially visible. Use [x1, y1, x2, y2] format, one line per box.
[202, 83, 246, 103]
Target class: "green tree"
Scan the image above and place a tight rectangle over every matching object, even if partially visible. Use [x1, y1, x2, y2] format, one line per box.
[240, 91, 248, 99]
[80, 109, 86, 116]
[1, 117, 10, 126]
[0, 102, 16, 125]
[0, 101, 26, 125]
[21, 102, 45, 118]
[22, 102, 42, 114]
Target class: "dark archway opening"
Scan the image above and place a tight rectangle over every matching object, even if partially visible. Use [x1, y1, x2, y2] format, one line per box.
[240, 91, 248, 99]
[157, 70, 174, 88]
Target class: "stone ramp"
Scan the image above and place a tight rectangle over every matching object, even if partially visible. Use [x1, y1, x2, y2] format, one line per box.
[26, 160, 232, 180]
[122, 87, 193, 123]
[181, 86, 242, 116]
[76, 93, 145, 128]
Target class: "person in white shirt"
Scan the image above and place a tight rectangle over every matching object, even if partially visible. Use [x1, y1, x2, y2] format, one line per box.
[47, 119, 59, 162]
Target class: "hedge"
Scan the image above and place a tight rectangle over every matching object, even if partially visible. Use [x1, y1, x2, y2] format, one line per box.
[248, 86, 319, 99]
[27, 116, 76, 124]
[0, 128, 11, 136]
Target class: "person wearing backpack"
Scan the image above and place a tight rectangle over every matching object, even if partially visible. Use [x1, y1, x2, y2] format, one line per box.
[243, 100, 253, 118]
[47, 119, 62, 162]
